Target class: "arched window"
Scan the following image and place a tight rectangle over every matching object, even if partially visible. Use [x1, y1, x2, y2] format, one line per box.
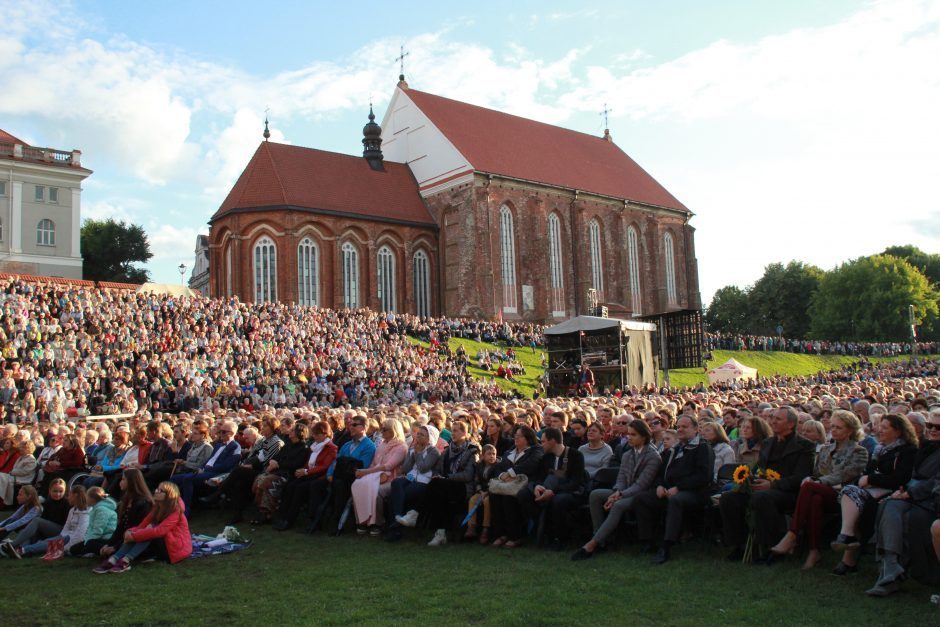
[253, 236, 277, 303]
[547, 213, 564, 316]
[413, 249, 431, 317]
[664, 232, 677, 305]
[627, 226, 642, 314]
[499, 205, 517, 312]
[225, 244, 233, 297]
[297, 237, 319, 307]
[37, 219, 55, 246]
[341, 242, 359, 308]
[376, 245, 396, 313]
[589, 219, 604, 299]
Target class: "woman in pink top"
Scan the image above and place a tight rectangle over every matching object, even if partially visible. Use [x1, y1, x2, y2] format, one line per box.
[350, 419, 407, 535]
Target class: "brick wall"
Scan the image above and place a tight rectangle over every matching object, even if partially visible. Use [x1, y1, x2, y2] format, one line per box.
[208, 209, 439, 313]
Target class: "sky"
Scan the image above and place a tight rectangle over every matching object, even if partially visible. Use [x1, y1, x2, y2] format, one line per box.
[0, 0, 937, 303]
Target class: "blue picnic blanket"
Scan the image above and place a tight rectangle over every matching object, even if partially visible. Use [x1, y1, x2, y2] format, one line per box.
[188, 534, 251, 559]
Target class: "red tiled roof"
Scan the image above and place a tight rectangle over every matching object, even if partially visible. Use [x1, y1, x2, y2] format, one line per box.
[0, 129, 26, 145]
[213, 142, 435, 226]
[404, 89, 688, 212]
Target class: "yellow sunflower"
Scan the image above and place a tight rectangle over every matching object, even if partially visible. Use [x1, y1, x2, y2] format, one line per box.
[765, 469, 781, 482]
[732, 465, 751, 484]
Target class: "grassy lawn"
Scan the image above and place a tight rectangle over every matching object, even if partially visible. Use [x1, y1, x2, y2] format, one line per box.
[666, 351, 930, 389]
[3, 509, 932, 625]
[408, 335, 546, 398]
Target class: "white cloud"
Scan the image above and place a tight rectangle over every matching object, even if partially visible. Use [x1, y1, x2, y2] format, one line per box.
[149, 224, 202, 264]
[560, 0, 940, 301]
[82, 200, 133, 223]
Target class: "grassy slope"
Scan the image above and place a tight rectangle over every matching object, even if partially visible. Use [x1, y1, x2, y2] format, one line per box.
[4, 509, 931, 625]
[666, 350, 926, 389]
[407, 336, 546, 397]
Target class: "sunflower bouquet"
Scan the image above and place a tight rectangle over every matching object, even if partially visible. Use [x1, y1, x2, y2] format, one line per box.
[730, 464, 781, 562]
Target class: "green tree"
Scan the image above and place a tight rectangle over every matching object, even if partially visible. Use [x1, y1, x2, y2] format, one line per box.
[809, 255, 939, 341]
[747, 261, 824, 338]
[81, 218, 152, 283]
[882, 245, 940, 286]
[705, 286, 751, 334]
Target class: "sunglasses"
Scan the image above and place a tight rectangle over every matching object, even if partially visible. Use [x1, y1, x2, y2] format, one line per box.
[926, 423, 940, 431]
[615, 421, 629, 426]
[650, 420, 662, 427]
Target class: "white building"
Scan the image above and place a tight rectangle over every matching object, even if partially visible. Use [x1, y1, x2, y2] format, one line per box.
[189, 234, 210, 296]
[0, 130, 91, 279]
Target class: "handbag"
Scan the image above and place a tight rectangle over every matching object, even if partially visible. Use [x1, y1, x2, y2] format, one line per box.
[488, 474, 527, 496]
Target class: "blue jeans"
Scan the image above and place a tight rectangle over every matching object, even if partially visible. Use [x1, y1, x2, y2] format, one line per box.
[22, 534, 71, 556]
[387, 477, 428, 526]
[171, 471, 219, 511]
[112, 539, 152, 562]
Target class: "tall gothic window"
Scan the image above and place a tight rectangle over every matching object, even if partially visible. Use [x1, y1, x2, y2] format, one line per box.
[589, 219, 604, 300]
[627, 226, 642, 314]
[547, 213, 565, 316]
[297, 237, 319, 307]
[225, 244, 233, 297]
[499, 205, 517, 312]
[253, 236, 277, 303]
[376, 245, 396, 313]
[413, 249, 431, 317]
[341, 242, 359, 308]
[664, 232, 677, 305]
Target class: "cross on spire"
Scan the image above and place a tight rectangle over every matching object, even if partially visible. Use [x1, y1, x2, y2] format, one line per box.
[395, 44, 410, 82]
[600, 103, 611, 129]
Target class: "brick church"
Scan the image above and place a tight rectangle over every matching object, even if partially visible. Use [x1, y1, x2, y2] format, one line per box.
[208, 77, 701, 322]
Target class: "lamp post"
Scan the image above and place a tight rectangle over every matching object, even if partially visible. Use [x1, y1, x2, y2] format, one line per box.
[178, 262, 187, 286]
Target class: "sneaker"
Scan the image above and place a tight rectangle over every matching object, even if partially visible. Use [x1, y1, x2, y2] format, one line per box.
[571, 547, 594, 562]
[109, 558, 131, 573]
[7, 544, 22, 560]
[0, 541, 11, 558]
[93, 559, 115, 574]
[395, 510, 419, 528]
[356, 525, 368, 535]
[369, 526, 382, 537]
[427, 529, 447, 547]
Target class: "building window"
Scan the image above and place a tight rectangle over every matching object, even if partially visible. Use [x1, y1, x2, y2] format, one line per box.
[376, 245, 396, 313]
[37, 219, 55, 246]
[627, 226, 642, 314]
[547, 213, 565, 316]
[35, 185, 44, 202]
[341, 242, 359, 308]
[413, 249, 431, 317]
[664, 232, 677, 305]
[0, 217, 3, 241]
[297, 237, 319, 307]
[48, 187, 58, 203]
[499, 205, 517, 312]
[0, 181, 6, 196]
[225, 244, 233, 297]
[589, 219, 604, 300]
[253, 236, 277, 303]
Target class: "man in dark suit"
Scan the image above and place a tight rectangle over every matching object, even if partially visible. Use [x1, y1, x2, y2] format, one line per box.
[719, 406, 815, 563]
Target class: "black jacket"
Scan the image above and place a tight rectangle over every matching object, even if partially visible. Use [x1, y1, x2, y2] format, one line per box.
[657, 438, 714, 492]
[536, 446, 586, 494]
[273, 440, 310, 479]
[866, 441, 918, 491]
[757, 432, 816, 493]
[495, 445, 544, 478]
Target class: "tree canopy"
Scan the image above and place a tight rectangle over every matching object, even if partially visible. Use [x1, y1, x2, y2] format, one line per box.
[81, 218, 152, 284]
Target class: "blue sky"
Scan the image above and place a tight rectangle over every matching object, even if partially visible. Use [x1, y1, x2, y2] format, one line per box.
[1, 0, 937, 302]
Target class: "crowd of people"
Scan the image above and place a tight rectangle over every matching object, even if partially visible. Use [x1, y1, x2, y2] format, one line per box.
[0, 354, 935, 602]
[0, 276, 937, 603]
[0, 278, 547, 425]
[705, 332, 939, 357]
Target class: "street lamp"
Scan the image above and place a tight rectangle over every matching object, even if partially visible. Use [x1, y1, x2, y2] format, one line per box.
[178, 262, 187, 286]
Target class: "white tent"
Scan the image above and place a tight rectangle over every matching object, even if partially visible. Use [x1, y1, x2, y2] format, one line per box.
[706, 358, 758, 385]
[544, 315, 657, 335]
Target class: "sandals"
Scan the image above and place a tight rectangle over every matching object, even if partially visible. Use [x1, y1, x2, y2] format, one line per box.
[504, 539, 523, 549]
[491, 536, 508, 547]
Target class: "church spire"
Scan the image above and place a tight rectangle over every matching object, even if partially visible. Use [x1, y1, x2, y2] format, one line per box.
[263, 116, 271, 141]
[362, 104, 384, 171]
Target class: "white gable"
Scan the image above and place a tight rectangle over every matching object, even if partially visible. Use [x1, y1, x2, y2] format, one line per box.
[380, 88, 474, 196]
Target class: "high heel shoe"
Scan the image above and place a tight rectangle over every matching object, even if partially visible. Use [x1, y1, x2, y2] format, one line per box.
[831, 561, 858, 576]
[801, 551, 821, 570]
[769, 535, 797, 556]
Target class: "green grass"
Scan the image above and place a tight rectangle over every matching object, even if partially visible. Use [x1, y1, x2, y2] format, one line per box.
[408, 335, 546, 398]
[3, 509, 932, 625]
[665, 350, 933, 389]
